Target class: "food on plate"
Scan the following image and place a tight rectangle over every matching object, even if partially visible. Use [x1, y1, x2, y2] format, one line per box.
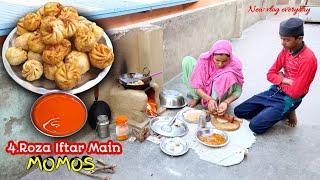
[89, 43, 114, 69]
[174, 120, 182, 127]
[22, 59, 43, 81]
[74, 26, 96, 52]
[40, 16, 65, 45]
[61, 18, 79, 38]
[5, 47, 27, 65]
[27, 31, 46, 53]
[43, 2, 62, 17]
[59, 6, 79, 19]
[22, 13, 41, 31]
[183, 109, 206, 123]
[54, 62, 80, 90]
[199, 133, 226, 145]
[174, 138, 182, 146]
[16, 17, 29, 36]
[42, 39, 71, 65]
[28, 51, 43, 62]
[169, 138, 182, 151]
[4, 2, 114, 91]
[43, 61, 64, 80]
[65, 51, 90, 75]
[14, 32, 33, 50]
[77, 16, 93, 27]
[90, 23, 104, 41]
[127, 80, 144, 86]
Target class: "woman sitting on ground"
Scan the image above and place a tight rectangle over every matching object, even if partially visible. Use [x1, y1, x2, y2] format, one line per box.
[182, 40, 244, 115]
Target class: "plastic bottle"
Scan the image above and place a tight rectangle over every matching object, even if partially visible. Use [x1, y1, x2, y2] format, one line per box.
[116, 115, 129, 141]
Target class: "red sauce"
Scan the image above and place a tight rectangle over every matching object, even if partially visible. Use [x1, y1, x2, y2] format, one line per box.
[31, 93, 87, 137]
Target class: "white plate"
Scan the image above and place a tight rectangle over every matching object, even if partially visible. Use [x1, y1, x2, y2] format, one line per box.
[2, 28, 113, 94]
[160, 137, 189, 156]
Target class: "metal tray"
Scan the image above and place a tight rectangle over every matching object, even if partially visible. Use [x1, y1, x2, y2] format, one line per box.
[196, 128, 229, 148]
[150, 116, 188, 137]
[2, 28, 113, 95]
[160, 137, 189, 156]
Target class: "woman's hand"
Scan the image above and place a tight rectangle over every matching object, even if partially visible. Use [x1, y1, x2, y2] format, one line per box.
[208, 99, 218, 114]
[217, 102, 228, 116]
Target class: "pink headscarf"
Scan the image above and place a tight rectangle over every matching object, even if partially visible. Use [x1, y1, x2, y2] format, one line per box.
[189, 40, 244, 106]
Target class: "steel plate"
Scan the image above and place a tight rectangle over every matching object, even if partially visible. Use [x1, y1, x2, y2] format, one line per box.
[150, 116, 188, 137]
[2, 28, 113, 94]
[160, 137, 189, 156]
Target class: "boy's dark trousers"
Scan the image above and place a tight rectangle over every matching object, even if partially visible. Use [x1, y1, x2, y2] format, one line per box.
[234, 85, 302, 134]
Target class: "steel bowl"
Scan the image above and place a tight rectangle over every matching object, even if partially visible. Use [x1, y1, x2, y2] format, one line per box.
[159, 90, 187, 108]
[30, 92, 87, 137]
[196, 128, 229, 148]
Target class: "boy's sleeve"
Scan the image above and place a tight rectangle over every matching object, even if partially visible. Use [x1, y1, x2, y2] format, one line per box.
[281, 56, 317, 99]
[267, 50, 285, 85]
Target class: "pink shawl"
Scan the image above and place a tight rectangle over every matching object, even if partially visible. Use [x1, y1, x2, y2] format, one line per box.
[189, 40, 244, 106]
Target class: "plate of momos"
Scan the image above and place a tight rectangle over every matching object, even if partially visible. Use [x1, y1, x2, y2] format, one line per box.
[2, 2, 114, 94]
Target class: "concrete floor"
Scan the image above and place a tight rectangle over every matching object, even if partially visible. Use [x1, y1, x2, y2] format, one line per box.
[2, 15, 320, 180]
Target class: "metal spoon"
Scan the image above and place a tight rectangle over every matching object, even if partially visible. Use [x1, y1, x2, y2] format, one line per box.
[161, 112, 180, 132]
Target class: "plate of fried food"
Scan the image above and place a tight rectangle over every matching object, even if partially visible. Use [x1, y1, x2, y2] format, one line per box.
[2, 2, 114, 94]
[196, 128, 229, 148]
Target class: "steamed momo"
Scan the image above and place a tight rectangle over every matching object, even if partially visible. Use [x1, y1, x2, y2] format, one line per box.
[54, 63, 80, 90]
[5, 47, 27, 65]
[22, 60, 43, 81]
[42, 39, 71, 65]
[15, 32, 33, 50]
[22, 12, 41, 31]
[89, 43, 114, 69]
[40, 16, 65, 45]
[28, 31, 45, 53]
[43, 61, 64, 80]
[59, 6, 78, 19]
[43, 2, 62, 17]
[28, 51, 43, 63]
[61, 18, 79, 38]
[16, 17, 29, 36]
[74, 26, 96, 52]
[90, 23, 104, 42]
[65, 51, 90, 75]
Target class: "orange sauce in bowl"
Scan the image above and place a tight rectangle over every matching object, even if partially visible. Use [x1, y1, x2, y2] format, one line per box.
[31, 93, 87, 137]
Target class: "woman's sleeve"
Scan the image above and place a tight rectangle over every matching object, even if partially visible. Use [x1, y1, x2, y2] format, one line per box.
[231, 84, 242, 98]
